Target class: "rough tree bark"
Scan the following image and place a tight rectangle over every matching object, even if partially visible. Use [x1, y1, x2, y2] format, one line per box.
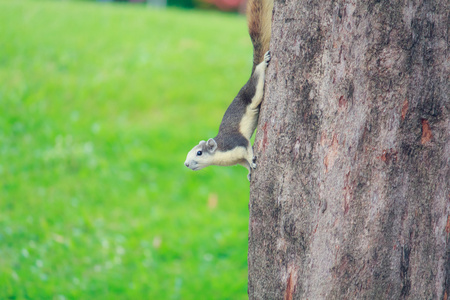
[249, 0, 449, 299]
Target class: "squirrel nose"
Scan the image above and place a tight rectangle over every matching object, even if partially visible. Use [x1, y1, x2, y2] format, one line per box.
[184, 162, 189, 167]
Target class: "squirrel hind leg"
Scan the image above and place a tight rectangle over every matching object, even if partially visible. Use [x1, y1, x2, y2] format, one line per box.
[249, 60, 270, 110]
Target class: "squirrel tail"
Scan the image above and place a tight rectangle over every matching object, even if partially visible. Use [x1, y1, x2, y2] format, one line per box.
[247, 0, 274, 74]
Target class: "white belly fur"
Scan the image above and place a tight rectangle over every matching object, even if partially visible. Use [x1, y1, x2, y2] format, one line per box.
[239, 60, 267, 139]
[211, 148, 248, 167]
[239, 107, 259, 140]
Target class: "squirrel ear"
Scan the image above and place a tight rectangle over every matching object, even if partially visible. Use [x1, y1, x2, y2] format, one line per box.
[206, 138, 217, 153]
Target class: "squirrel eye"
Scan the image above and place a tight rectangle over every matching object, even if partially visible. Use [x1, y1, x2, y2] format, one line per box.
[197, 151, 202, 156]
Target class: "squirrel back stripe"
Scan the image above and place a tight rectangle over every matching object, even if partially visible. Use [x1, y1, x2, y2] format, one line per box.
[247, 0, 274, 73]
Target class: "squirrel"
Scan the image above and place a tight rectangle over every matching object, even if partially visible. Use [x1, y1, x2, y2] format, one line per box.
[184, 0, 274, 181]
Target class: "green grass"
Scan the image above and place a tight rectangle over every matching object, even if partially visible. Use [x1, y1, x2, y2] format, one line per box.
[0, 1, 253, 298]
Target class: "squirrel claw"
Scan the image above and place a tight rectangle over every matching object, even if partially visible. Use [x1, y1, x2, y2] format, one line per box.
[251, 156, 257, 168]
[264, 51, 271, 64]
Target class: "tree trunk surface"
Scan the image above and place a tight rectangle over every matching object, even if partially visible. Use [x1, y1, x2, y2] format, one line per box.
[249, 0, 449, 299]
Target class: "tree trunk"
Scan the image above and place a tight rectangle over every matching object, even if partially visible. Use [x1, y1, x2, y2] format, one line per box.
[249, 0, 449, 299]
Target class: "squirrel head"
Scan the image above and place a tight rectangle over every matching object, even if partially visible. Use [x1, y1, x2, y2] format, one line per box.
[184, 138, 218, 171]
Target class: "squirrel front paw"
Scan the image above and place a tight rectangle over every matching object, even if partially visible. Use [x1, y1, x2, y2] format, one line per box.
[264, 51, 271, 64]
[250, 156, 257, 169]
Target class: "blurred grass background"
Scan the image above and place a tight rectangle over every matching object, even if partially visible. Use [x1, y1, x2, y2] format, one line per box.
[0, 0, 253, 298]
